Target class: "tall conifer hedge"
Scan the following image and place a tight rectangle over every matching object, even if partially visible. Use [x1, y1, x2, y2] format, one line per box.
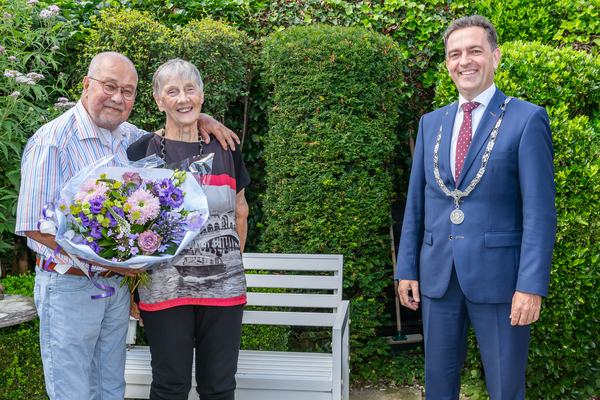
[260, 25, 405, 368]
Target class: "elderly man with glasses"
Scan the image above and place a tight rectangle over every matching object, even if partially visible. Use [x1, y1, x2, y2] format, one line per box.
[15, 52, 238, 400]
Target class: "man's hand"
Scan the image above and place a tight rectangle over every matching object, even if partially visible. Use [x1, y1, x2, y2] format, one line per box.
[103, 265, 142, 277]
[197, 113, 240, 150]
[397, 279, 420, 311]
[130, 293, 144, 326]
[510, 291, 542, 326]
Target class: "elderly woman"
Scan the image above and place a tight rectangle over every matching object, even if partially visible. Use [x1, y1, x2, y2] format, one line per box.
[127, 59, 249, 400]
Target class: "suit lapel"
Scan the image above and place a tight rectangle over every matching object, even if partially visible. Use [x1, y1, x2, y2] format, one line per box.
[456, 89, 506, 188]
[439, 102, 458, 188]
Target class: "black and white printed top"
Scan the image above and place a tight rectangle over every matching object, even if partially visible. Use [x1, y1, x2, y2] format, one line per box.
[128, 133, 251, 310]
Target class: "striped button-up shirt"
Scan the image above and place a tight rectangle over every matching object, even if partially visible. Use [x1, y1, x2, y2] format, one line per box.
[15, 100, 149, 270]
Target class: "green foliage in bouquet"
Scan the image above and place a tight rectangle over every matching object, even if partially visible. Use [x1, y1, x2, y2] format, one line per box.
[260, 24, 404, 377]
[435, 41, 600, 399]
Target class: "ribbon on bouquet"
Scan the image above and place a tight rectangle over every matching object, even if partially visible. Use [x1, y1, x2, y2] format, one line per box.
[37, 203, 56, 234]
[38, 202, 115, 299]
[89, 265, 115, 299]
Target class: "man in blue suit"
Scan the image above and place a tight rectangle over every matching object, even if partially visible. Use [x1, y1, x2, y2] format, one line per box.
[395, 15, 557, 399]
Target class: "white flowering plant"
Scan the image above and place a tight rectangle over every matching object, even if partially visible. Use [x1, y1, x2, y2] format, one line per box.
[0, 0, 73, 258]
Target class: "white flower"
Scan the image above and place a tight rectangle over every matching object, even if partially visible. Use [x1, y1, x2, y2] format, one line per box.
[48, 5, 59, 14]
[39, 9, 53, 19]
[10, 91, 20, 97]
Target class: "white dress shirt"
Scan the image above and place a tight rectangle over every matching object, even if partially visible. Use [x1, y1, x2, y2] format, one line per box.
[450, 83, 497, 179]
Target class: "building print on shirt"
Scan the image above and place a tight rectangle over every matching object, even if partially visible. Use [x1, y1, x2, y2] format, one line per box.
[174, 208, 240, 278]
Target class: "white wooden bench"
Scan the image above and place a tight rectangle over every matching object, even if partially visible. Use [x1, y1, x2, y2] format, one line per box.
[124, 253, 351, 400]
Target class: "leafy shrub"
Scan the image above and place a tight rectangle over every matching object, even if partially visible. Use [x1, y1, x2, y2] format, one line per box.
[0, 273, 45, 399]
[435, 41, 600, 399]
[78, 8, 250, 131]
[260, 24, 404, 378]
[475, 0, 600, 54]
[0, 0, 73, 267]
[434, 41, 600, 119]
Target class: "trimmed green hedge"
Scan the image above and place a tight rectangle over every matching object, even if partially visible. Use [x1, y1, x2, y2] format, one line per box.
[436, 41, 600, 398]
[260, 24, 404, 378]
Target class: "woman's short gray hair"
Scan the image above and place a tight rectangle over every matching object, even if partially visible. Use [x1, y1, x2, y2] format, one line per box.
[152, 58, 204, 97]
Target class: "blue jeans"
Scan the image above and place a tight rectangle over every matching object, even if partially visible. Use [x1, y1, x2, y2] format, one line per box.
[34, 267, 131, 400]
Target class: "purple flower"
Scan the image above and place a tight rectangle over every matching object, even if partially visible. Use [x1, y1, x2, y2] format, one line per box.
[138, 230, 163, 254]
[152, 179, 175, 206]
[122, 171, 142, 186]
[59, 72, 65, 76]
[4, 12, 12, 18]
[186, 212, 205, 231]
[57, 97, 68, 102]
[27, 0, 39, 4]
[0, 46, 5, 54]
[10, 91, 19, 97]
[79, 212, 91, 227]
[107, 229, 113, 236]
[56, 198, 69, 214]
[39, 9, 52, 18]
[158, 244, 169, 252]
[89, 197, 104, 214]
[88, 241, 102, 254]
[48, 5, 59, 14]
[130, 247, 139, 255]
[7, 56, 16, 61]
[50, 46, 59, 51]
[89, 220, 103, 239]
[167, 187, 184, 207]
[117, 245, 126, 252]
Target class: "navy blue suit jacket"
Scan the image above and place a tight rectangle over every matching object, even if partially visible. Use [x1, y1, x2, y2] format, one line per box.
[395, 89, 557, 303]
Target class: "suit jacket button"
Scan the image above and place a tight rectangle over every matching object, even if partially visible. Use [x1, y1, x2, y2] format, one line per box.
[449, 235, 453, 241]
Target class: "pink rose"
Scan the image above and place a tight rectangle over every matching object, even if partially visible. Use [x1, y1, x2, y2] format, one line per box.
[122, 171, 142, 186]
[138, 230, 162, 255]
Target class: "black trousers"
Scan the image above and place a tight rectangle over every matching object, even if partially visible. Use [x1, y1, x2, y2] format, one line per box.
[140, 304, 244, 400]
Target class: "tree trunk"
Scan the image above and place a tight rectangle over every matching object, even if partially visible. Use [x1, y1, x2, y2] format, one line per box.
[13, 236, 31, 275]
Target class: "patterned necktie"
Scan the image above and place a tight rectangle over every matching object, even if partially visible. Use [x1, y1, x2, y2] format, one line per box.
[455, 101, 480, 184]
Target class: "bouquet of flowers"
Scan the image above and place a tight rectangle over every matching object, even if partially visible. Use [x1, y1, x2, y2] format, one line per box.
[51, 156, 209, 290]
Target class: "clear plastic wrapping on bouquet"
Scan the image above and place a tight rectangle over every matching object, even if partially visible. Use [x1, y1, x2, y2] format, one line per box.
[52, 155, 211, 270]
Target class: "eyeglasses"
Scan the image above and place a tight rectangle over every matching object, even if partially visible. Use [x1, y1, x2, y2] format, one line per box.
[87, 77, 137, 100]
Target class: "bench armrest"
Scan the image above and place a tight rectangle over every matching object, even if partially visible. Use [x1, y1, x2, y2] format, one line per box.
[332, 300, 350, 399]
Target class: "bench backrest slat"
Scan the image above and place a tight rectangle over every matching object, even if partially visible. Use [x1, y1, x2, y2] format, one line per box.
[243, 253, 343, 273]
[242, 310, 337, 327]
[246, 292, 339, 308]
[245, 274, 338, 291]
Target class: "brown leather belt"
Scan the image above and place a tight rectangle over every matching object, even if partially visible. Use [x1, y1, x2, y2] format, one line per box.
[36, 257, 114, 278]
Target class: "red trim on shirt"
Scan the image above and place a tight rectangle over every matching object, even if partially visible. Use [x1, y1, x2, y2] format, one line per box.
[139, 295, 247, 311]
[201, 174, 236, 190]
